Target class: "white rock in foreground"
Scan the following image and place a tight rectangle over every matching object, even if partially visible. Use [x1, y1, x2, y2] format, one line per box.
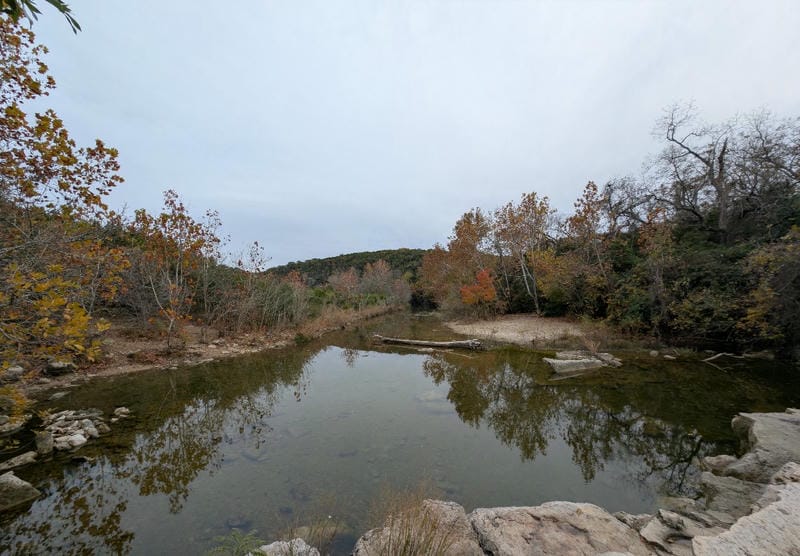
[723, 409, 800, 482]
[693, 482, 800, 555]
[470, 502, 653, 556]
[253, 538, 319, 556]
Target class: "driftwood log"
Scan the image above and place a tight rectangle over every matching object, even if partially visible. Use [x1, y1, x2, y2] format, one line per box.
[373, 334, 483, 350]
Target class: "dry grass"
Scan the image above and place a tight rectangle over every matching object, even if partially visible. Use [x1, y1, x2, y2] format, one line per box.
[360, 481, 457, 556]
[279, 492, 344, 554]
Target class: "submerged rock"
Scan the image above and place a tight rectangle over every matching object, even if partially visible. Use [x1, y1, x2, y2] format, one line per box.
[0, 471, 41, 513]
[0, 451, 37, 472]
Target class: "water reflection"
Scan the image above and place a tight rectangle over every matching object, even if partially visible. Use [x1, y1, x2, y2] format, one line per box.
[423, 350, 721, 495]
[2, 346, 318, 554]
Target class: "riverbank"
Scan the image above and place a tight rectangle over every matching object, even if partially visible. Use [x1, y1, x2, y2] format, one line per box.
[19, 305, 398, 397]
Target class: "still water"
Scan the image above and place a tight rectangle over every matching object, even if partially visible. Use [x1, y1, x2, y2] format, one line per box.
[3, 314, 800, 554]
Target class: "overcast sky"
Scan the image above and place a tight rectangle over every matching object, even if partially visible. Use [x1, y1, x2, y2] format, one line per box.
[30, 1, 800, 266]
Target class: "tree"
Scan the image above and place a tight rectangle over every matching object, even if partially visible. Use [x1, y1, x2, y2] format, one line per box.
[130, 190, 219, 349]
[493, 193, 554, 315]
[654, 103, 734, 235]
[460, 269, 499, 317]
[1, 17, 122, 372]
[1, 1, 80, 33]
[419, 208, 494, 312]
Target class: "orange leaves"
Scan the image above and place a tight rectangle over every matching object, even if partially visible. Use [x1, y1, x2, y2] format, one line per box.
[460, 269, 497, 306]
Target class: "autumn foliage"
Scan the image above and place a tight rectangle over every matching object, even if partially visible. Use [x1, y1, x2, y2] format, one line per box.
[420, 108, 800, 355]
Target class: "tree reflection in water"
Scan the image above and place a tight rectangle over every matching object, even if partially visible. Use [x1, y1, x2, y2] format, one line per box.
[2, 346, 319, 553]
[423, 350, 716, 496]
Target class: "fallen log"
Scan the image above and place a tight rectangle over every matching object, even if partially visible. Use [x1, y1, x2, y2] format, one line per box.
[373, 334, 483, 350]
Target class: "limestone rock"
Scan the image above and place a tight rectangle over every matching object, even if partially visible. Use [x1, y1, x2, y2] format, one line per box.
[659, 497, 728, 528]
[2, 365, 24, 383]
[693, 482, 800, 556]
[0, 451, 37, 472]
[470, 502, 654, 555]
[353, 500, 482, 556]
[544, 357, 606, 374]
[639, 509, 726, 556]
[0, 471, 41, 513]
[700, 471, 765, 521]
[46, 360, 76, 375]
[0, 414, 30, 435]
[613, 511, 652, 532]
[702, 454, 737, 473]
[722, 409, 800, 482]
[253, 538, 319, 556]
[35, 431, 53, 456]
[66, 433, 87, 448]
[771, 461, 800, 485]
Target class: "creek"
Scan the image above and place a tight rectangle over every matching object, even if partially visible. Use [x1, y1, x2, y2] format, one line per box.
[2, 313, 800, 555]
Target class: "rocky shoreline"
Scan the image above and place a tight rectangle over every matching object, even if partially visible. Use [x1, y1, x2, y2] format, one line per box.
[260, 408, 800, 556]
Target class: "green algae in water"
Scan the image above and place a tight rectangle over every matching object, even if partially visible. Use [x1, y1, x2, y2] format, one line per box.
[3, 314, 800, 555]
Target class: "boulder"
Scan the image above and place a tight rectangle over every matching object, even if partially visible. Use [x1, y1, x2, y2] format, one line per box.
[639, 509, 725, 556]
[353, 500, 482, 556]
[35, 431, 53, 456]
[693, 482, 800, 555]
[253, 538, 319, 556]
[469, 502, 654, 555]
[0, 414, 31, 435]
[701, 454, 737, 473]
[0, 451, 37, 472]
[2, 366, 25, 383]
[66, 433, 87, 449]
[700, 472, 765, 522]
[0, 471, 41, 513]
[45, 360, 76, 375]
[721, 409, 800, 483]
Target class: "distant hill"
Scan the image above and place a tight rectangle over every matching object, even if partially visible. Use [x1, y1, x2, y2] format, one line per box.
[269, 248, 430, 286]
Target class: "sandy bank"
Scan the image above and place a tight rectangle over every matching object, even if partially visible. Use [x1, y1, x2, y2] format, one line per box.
[445, 314, 592, 348]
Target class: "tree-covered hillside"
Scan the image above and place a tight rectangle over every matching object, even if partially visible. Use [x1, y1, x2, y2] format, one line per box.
[269, 248, 429, 286]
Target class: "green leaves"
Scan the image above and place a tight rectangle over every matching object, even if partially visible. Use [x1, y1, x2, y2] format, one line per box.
[1, 1, 81, 33]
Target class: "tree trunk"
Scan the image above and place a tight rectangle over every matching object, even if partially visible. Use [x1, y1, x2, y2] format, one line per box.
[373, 335, 482, 350]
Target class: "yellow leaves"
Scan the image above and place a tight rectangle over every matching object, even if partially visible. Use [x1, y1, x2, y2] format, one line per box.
[1, 264, 107, 371]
